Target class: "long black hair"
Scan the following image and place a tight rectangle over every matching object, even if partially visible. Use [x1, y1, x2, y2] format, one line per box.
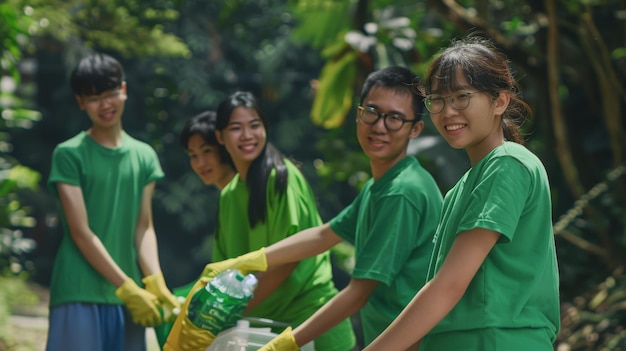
[215, 91, 288, 227]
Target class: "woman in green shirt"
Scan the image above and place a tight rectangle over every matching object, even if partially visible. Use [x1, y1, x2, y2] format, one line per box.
[165, 92, 356, 351]
[211, 91, 355, 350]
[364, 36, 560, 351]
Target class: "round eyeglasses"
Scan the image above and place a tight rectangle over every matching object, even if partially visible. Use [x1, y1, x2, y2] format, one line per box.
[357, 106, 416, 131]
[83, 89, 122, 107]
[423, 91, 477, 114]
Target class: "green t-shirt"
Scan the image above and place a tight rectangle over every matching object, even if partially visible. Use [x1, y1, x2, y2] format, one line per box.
[423, 142, 560, 350]
[329, 156, 443, 345]
[47, 131, 164, 307]
[214, 159, 355, 350]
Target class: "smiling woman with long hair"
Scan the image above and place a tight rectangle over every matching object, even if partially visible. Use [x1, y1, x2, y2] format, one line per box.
[364, 36, 560, 351]
[211, 91, 356, 351]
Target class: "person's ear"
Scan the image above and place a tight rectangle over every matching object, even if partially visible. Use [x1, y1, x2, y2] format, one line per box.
[75, 95, 86, 110]
[494, 90, 510, 115]
[409, 120, 424, 139]
[215, 130, 224, 145]
[119, 82, 128, 101]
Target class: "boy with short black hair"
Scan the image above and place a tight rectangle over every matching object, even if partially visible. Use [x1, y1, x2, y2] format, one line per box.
[45, 52, 178, 351]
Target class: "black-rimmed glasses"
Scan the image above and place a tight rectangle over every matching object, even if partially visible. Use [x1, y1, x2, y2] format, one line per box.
[357, 105, 416, 131]
[423, 91, 477, 114]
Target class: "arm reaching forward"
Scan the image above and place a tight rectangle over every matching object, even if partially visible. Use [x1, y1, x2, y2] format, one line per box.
[364, 228, 500, 350]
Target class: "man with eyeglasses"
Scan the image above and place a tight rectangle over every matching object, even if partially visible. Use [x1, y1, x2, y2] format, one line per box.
[46, 53, 179, 351]
[207, 66, 443, 350]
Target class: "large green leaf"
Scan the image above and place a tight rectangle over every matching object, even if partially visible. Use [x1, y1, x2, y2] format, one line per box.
[310, 48, 357, 129]
[290, 0, 352, 49]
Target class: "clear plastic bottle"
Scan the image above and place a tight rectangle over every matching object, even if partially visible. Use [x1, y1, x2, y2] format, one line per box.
[187, 269, 258, 336]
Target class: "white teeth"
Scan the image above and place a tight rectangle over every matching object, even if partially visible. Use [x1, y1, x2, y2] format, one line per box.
[446, 124, 465, 131]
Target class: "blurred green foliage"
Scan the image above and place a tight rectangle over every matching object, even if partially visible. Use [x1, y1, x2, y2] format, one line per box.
[0, 0, 625, 349]
[0, 275, 40, 349]
[0, 3, 42, 281]
[8, 0, 191, 58]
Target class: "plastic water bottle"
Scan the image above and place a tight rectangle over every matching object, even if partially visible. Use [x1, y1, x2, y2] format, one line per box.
[187, 269, 258, 336]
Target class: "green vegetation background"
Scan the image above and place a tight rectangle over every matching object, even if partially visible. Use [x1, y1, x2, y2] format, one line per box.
[1, 0, 625, 350]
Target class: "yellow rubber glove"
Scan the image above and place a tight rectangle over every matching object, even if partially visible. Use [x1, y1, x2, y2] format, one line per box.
[201, 247, 268, 278]
[143, 273, 181, 322]
[164, 277, 216, 351]
[165, 249, 267, 351]
[115, 278, 162, 327]
[258, 327, 300, 351]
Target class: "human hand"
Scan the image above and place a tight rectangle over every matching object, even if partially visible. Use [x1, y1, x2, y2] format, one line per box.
[258, 327, 299, 351]
[201, 247, 268, 278]
[115, 278, 162, 327]
[164, 277, 215, 351]
[143, 272, 181, 322]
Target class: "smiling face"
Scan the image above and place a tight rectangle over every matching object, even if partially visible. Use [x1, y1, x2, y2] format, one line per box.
[357, 85, 424, 179]
[428, 67, 509, 164]
[215, 106, 267, 179]
[76, 83, 127, 131]
[186, 133, 234, 189]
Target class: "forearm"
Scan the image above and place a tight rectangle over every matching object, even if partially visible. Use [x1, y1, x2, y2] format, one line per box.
[135, 181, 162, 276]
[365, 229, 499, 350]
[135, 226, 162, 276]
[245, 262, 298, 313]
[265, 223, 341, 267]
[58, 183, 128, 287]
[294, 278, 376, 347]
[72, 230, 128, 287]
[364, 278, 462, 350]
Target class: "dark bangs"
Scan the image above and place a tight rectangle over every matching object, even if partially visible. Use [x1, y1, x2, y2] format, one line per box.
[425, 41, 509, 97]
[73, 74, 122, 96]
[70, 54, 124, 96]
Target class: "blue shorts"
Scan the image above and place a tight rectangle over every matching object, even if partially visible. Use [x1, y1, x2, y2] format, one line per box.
[45, 303, 146, 351]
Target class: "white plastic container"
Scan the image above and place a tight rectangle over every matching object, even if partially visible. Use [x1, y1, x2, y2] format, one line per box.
[206, 319, 314, 351]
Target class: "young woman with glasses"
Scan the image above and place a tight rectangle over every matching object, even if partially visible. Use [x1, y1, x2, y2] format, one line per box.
[363, 35, 560, 351]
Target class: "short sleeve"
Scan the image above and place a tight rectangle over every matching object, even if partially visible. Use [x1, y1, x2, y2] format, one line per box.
[351, 195, 421, 286]
[143, 146, 164, 185]
[329, 191, 364, 244]
[47, 147, 81, 195]
[458, 157, 531, 243]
